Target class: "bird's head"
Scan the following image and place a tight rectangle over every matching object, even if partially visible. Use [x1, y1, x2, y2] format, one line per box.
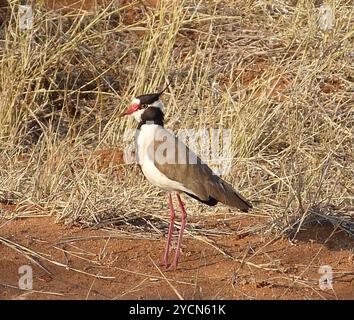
[120, 86, 168, 122]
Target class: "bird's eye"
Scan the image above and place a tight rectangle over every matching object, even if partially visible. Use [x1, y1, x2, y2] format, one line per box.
[141, 104, 147, 109]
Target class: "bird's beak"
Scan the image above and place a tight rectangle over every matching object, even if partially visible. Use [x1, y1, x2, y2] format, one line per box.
[120, 103, 140, 117]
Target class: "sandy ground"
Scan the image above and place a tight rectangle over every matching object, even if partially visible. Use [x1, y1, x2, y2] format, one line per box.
[0, 214, 353, 300]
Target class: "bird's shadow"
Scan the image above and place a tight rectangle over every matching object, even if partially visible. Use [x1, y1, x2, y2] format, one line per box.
[98, 215, 208, 235]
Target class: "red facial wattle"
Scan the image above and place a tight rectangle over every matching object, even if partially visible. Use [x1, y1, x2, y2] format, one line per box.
[120, 103, 140, 116]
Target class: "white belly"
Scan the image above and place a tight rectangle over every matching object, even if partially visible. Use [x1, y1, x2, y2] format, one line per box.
[141, 157, 186, 191]
[137, 124, 194, 194]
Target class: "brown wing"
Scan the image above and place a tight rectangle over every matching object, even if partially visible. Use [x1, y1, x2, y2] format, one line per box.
[148, 127, 252, 212]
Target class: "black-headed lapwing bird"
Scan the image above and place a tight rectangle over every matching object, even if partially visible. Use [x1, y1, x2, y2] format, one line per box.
[121, 88, 252, 270]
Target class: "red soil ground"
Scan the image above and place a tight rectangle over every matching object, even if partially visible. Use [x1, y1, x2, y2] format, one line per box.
[0, 214, 353, 300]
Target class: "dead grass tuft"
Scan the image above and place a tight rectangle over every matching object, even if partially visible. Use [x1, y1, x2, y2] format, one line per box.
[0, 0, 353, 241]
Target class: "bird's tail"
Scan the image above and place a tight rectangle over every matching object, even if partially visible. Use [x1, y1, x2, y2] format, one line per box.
[210, 178, 252, 212]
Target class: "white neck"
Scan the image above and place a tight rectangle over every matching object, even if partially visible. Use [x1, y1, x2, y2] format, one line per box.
[133, 109, 144, 122]
[151, 99, 164, 112]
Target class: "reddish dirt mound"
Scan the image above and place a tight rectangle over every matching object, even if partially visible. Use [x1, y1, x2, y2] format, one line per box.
[83, 148, 125, 173]
[0, 216, 352, 300]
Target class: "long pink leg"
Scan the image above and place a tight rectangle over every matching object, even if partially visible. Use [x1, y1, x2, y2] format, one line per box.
[170, 193, 187, 270]
[162, 193, 175, 267]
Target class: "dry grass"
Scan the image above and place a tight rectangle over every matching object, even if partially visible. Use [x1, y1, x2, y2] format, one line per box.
[0, 0, 353, 240]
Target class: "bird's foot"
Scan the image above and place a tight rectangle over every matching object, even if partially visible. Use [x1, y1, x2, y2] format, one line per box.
[167, 260, 178, 271]
[159, 259, 178, 270]
[160, 257, 169, 269]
